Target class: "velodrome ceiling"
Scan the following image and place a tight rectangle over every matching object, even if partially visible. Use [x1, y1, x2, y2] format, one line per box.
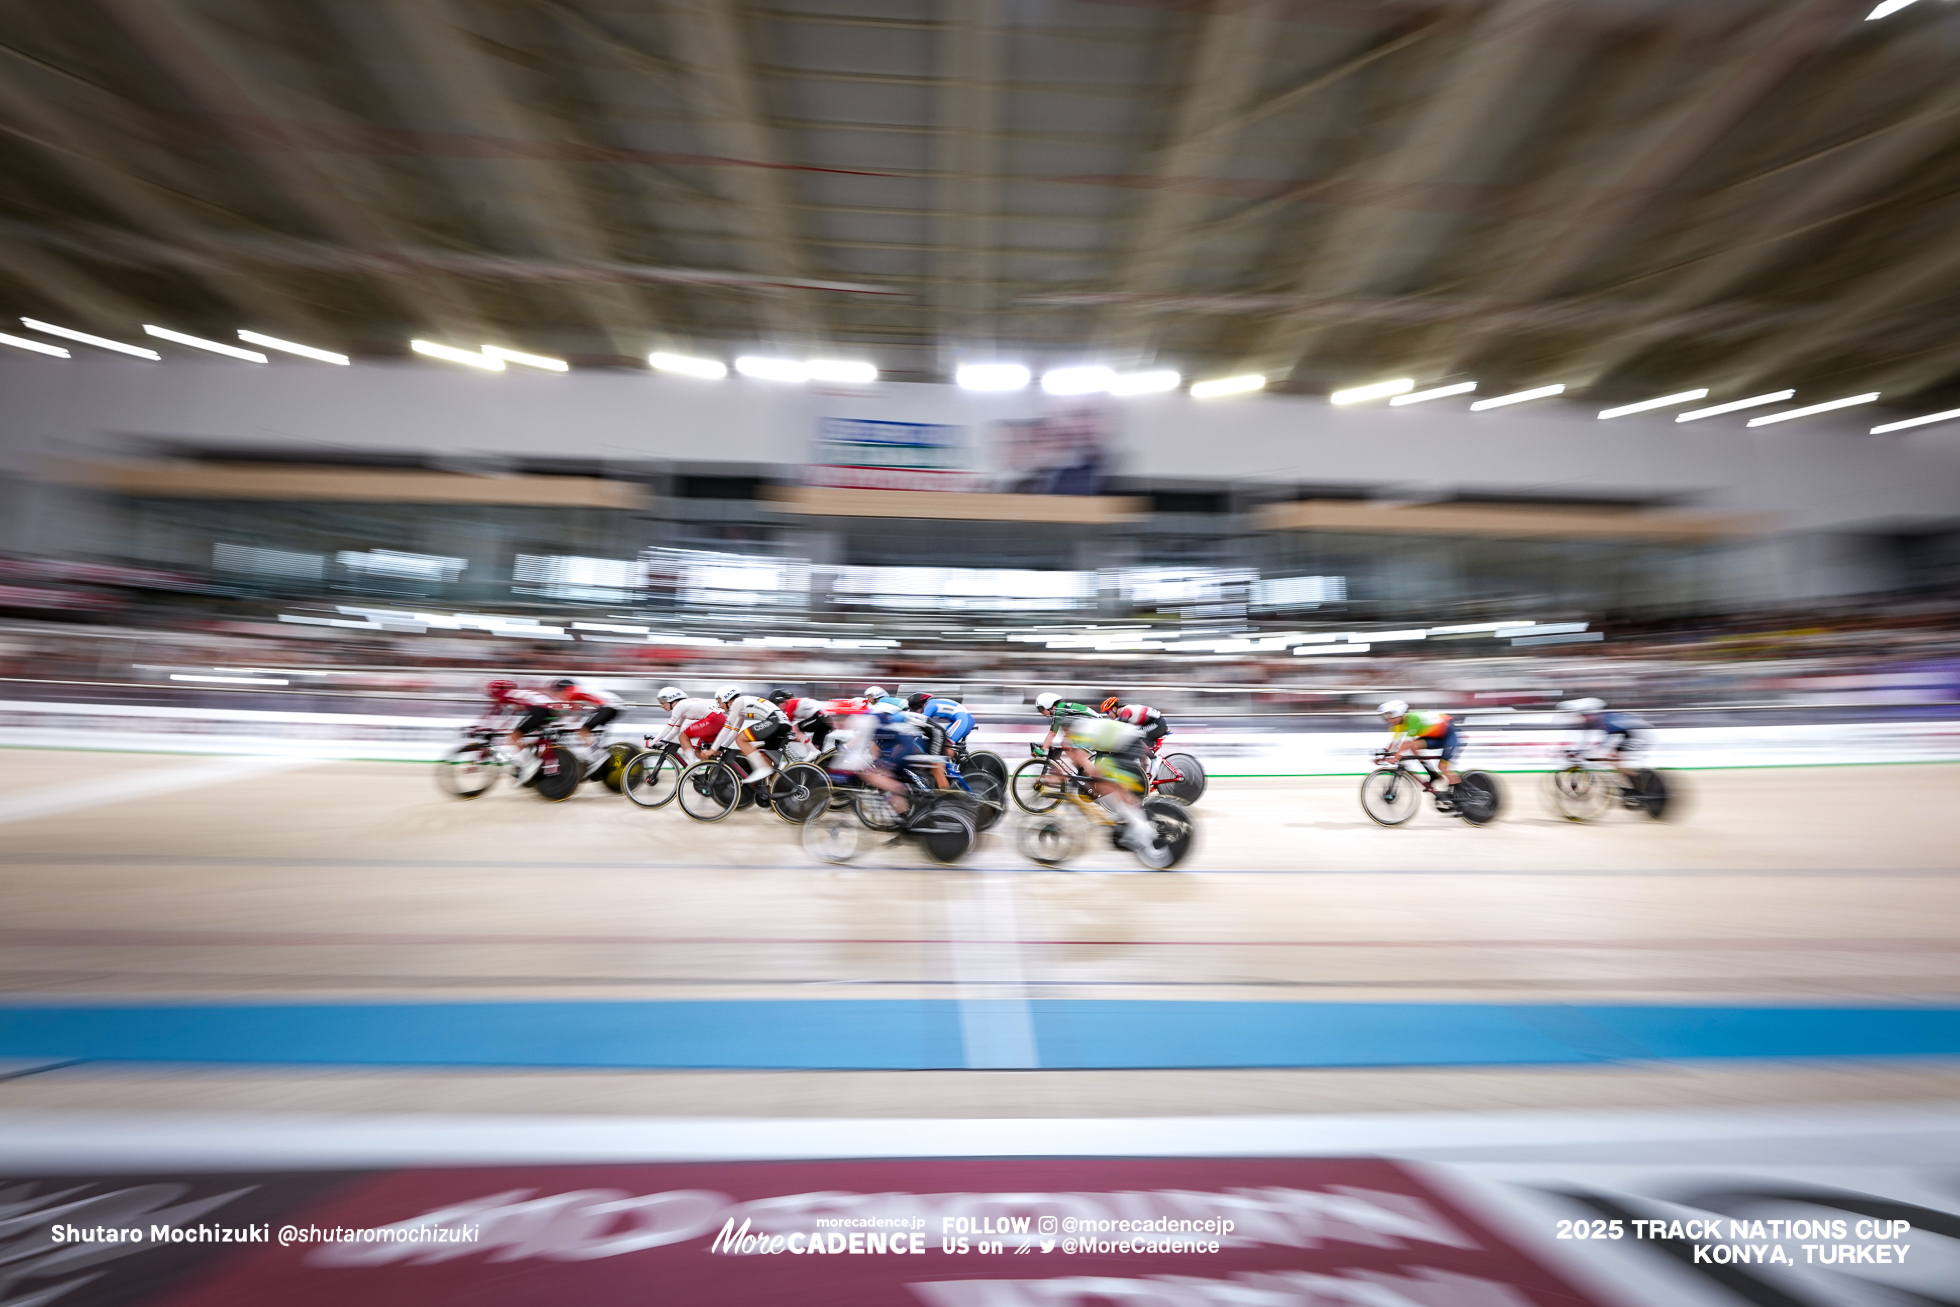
[2, 0, 1959, 405]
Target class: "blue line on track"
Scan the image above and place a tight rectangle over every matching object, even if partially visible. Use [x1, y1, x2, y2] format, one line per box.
[0, 1001, 1956, 1070]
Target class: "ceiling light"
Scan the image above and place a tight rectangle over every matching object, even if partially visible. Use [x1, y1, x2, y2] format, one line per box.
[143, 325, 266, 362]
[1867, 0, 1925, 18]
[1190, 374, 1264, 399]
[956, 363, 1030, 391]
[0, 331, 68, 358]
[1597, 389, 1709, 420]
[411, 339, 504, 370]
[483, 345, 568, 372]
[647, 351, 726, 379]
[1109, 369, 1180, 395]
[1871, 406, 1960, 435]
[736, 355, 808, 382]
[1746, 392, 1879, 427]
[21, 318, 160, 360]
[1469, 384, 1565, 411]
[806, 358, 878, 384]
[1041, 365, 1114, 396]
[1330, 378, 1415, 405]
[238, 330, 349, 365]
[1389, 381, 1476, 406]
[1676, 390, 1796, 423]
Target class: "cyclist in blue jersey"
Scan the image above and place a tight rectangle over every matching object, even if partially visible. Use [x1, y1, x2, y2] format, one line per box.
[907, 691, 976, 791]
[1560, 698, 1652, 778]
[838, 698, 934, 824]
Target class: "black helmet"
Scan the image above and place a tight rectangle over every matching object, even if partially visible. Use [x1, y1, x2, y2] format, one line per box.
[550, 677, 576, 691]
[767, 687, 793, 704]
[906, 692, 931, 712]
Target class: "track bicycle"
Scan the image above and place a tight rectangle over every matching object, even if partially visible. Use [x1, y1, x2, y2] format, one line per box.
[674, 749, 833, 824]
[1011, 760, 1196, 870]
[803, 771, 981, 866]
[1144, 746, 1206, 804]
[433, 724, 584, 802]
[1547, 752, 1670, 821]
[1359, 750, 1501, 827]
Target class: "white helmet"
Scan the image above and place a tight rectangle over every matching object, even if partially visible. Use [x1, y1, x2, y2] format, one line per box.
[863, 685, 888, 701]
[1034, 692, 1060, 713]
[656, 686, 686, 706]
[1560, 697, 1606, 713]
[1377, 699, 1409, 719]
[714, 684, 740, 704]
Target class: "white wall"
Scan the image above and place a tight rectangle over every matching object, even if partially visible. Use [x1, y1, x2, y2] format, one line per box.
[4, 355, 1959, 541]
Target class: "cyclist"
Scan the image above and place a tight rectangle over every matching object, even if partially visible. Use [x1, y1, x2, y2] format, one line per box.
[1378, 700, 1461, 801]
[650, 686, 725, 765]
[711, 685, 793, 784]
[1034, 691, 1102, 749]
[836, 697, 932, 824]
[1056, 711, 1171, 867]
[906, 691, 976, 790]
[769, 687, 834, 756]
[482, 678, 559, 783]
[1560, 698, 1651, 777]
[550, 677, 624, 760]
[1102, 696, 1169, 753]
[864, 684, 907, 711]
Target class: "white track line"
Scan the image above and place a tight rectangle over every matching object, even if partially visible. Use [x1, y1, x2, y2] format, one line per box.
[0, 754, 314, 826]
[945, 872, 1039, 1069]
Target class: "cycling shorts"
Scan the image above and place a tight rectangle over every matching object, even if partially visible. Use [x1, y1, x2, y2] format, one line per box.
[1140, 719, 1169, 748]
[684, 712, 726, 746]
[1604, 728, 1649, 753]
[1091, 749, 1147, 794]
[1415, 722, 1461, 762]
[512, 706, 554, 737]
[744, 719, 791, 750]
[582, 705, 620, 732]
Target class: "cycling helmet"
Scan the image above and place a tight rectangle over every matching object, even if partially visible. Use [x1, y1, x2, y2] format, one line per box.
[550, 677, 576, 691]
[1560, 697, 1606, 714]
[1034, 692, 1060, 714]
[1099, 696, 1121, 713]
[656, 686, 686, 706]
[486, 678, 516, 696]
[1378, 699, 1409, 719]
[768, 687, 793, 705]
[714, 684, 740, 704]
[906, 692, 932, 712]
[863, 685, 888, 702]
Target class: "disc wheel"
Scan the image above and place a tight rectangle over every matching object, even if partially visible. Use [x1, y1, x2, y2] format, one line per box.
[597, 743, 637, 793]
[768, 764, 833, 824]
[1153, 752, 1207, 805]
[677, 760, 743, 823]
[1360, 767, 1421, 826]
[1015, 813, 1080, 867]
[963, 750, 1009, 792]
[530, 745, 584, 802]
[914, 805, 977, 865]
[1010, 758, 1064, 814]
[1139, 796, 1196, 869]
[434, 744, 499, 800]
[964, 769, 1007, 831]
[1631, 768, 1670, 820]
[1455, 771, 1503, 827]
[802, 813, 861, 864]
[622, 750, 683, 808]
[1548, 766, 1608, 822]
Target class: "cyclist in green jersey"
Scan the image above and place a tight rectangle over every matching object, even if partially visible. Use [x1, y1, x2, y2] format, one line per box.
[1036, 696, 1167, 864]
[1379, 699, 1462, 791]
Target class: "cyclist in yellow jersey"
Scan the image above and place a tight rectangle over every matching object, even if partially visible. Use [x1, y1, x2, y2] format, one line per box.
[1379, 699, 1461, 791]
[1056, 710, 1170, 866]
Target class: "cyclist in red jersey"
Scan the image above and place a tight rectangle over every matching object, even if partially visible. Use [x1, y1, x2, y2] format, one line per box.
[1102, 696, 1170, 754]
[482, 679, 558, 782]
[551, 677, 624, 759]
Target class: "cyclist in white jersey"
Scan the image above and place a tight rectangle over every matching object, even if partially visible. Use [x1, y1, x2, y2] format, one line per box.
[650, 687, 724, 763]
[711, 685, 792, 783]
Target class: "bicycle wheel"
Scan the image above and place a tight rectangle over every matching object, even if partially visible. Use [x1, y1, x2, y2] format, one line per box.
[1015, 813, 1081, 867]
[677, 760, 743, 822]
[622, 750, 683, 808]
[1360, 768, 1421, 826]
[802, 812, 861, 864]
[1632, 769, 1670, 820]
[964, 769, 1007, 831]
[853, 789, 902, 832]
[597, 743, 637, 793]
[530, 745, 584, 802]
[1548, 766, 1608, 822]
[1153, 753, 1207, 805]
[1140, 797, 1196, 869]
[1455, 772, 1503, 827]
[963, 750, 1009, 791]
[768, 764, 833, 824]
[1010, 758, 1063, 813]
[434, 744, 499, 800]
[914, 806, 977, 865]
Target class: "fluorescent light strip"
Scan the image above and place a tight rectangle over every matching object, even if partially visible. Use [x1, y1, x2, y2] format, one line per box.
[1675, 390, 1793, 422]
[1190, 374, 1264, 398]
[807, 359, 877, 384]
[411, 340, 503, 370]
[1041, 365, 1114, 396]
[1746, 392, 1880, 427]
[1871, 406, 1960, 435]
[170, 673, 289, 685]
[1469, 384, 1564, 411]
[483, 345, 567, 372]
[20, 318, 160, 360]
[1331, 378, 1414, 406]
[143, 325, 266, 362]
[0, 331, 68, 357]
[1597, 389, 1709, 420]
[1109, 369, 1180, 395]
[1389, 381, 1476, 406]
[1867, 0, 1923, 19]
[238, 330, 349, 365]
[647, 352, 726, 379]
